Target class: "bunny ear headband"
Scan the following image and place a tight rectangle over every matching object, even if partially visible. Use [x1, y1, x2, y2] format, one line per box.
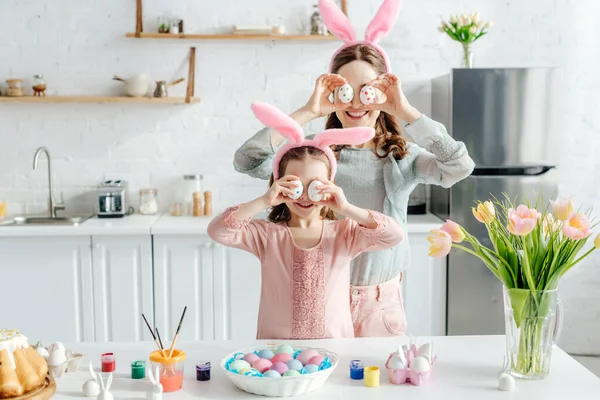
[251, 101, 375, 180]
[318, 0, 403, 73]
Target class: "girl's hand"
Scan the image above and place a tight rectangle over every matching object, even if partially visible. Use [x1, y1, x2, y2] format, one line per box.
[315, 179, 349, 214]
[364, 73, 421, 123]
[303, 73, 351, 118]
[262, 175, 301, 207]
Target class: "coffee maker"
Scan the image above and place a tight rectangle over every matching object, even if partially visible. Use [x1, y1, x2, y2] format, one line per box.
[97, 180, 130, 218]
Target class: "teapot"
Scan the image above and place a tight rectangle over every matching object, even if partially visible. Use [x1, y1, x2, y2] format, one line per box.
[112, 74, 150, 97]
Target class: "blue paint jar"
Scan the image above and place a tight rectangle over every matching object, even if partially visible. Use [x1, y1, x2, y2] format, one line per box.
[349, 360, 364, 380]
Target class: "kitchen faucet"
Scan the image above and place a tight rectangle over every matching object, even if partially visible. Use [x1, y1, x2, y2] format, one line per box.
[33, 146, 65, 218]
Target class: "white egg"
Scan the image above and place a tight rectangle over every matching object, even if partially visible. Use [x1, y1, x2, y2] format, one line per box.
[410, 356, 430, 373]
[338, 83, 354, 104]
[308, 180, 324, 202]
[387, 354, 406, 370]
[36, 346, 50, 359]
[498, 373, 515, 391]
[48, 342, 65, 354]
[48, 349, 67, 366]
[287, 180, 303, 200]
[82, 379, 100, 397]
[359, 85, 376, 105]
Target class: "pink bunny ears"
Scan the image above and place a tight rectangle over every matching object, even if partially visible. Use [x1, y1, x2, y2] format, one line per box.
[318, 0, 403, 73]
[251, 101, 375, 180]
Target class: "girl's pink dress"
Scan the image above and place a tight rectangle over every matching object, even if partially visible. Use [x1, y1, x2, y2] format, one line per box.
[207, 206, 404, 340]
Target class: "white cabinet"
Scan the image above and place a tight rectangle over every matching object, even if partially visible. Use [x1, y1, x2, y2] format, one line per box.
[152, 235, 216, 341]
[91, 235, 154, 342]
[402, 232, 447, 336]
[0, 236, 94, 343]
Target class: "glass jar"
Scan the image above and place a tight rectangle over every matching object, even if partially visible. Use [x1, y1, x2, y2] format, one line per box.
[6, 79, 24, 97]
[139, 188, 158, 215]
[32, 74, 46, 96]
[183, 175, 203, 216]
[158, 16, 169, 33]
[149, 349, 187, 392]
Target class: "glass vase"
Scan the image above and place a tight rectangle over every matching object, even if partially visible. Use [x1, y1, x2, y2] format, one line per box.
[502, 285, 564, 380]
[462, 43, 474, 68]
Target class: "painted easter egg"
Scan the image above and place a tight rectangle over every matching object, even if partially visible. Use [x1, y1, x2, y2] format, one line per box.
[307, 355, 325, 366]
[360, 85, 376, 105]
[263, 369, 281, 378]
[283, 370, 300, 377]
[338, 83, 354, 104]
[257, 349, 274, 360]
[230, 359, 251, 373]
[307, 180, 323, 202]
[243, 353, 260, 365]
[286, 359, 303, 371]
[275, 344, 295, 355]
[271, 352, 293, 364]
[296, 349, 320, 365]
[252, 358, 273, 373]
[287, 180, 303, 200]
[271, 361, 288, 375]
[302, 364, 319, 374]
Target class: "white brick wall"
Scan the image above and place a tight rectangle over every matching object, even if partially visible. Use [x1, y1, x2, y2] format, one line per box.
[1, 0, 600, 353]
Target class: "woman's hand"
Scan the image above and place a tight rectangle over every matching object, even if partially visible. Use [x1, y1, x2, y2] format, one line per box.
[365, 73, 421, 124]
[262, 175, 301, 207]
[315, 179, 349, 214]
[303, 73, 352, 118]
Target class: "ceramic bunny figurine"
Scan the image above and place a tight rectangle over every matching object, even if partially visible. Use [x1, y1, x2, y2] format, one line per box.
[146, 366, 163, 400]
[96, 372, 113, 400]
[82, 361, 101, 398]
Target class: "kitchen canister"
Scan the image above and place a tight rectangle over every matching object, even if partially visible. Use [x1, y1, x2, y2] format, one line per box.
[183, 175, 203, 216]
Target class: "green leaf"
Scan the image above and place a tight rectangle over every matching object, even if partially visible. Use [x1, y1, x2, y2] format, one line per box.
[508, 289, 530, 328]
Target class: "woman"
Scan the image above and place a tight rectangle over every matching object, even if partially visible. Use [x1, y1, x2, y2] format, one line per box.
[232, 0, 475, 337]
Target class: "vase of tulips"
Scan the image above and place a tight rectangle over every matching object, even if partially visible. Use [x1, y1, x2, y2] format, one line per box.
[428, 195, 599, 379]
[438, 13, 494, 68]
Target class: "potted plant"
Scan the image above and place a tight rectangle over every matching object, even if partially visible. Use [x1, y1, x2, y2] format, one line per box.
[427, 194, 600, 379]
[438, 12, 494, 68]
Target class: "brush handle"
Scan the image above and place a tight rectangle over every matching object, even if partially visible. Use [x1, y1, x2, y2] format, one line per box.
[167, 334, 179, 358]
[168, 78, 185, 87]
[156, 339, 167, 358]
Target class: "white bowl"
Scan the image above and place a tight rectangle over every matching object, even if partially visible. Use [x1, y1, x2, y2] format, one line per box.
[220, 346, 339, 397]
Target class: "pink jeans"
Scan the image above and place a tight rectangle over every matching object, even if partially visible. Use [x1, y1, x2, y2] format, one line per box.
[350, 274, 407, 337]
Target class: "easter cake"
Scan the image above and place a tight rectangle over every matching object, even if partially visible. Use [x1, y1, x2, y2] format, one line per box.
[0, 330, 49, 398]
[221, 343, 338, 397]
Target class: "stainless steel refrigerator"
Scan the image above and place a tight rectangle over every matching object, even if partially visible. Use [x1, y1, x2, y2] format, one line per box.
[430, 68, 562, 335]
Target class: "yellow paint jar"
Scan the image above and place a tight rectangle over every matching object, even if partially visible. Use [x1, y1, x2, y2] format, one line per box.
[364, 366, 380, 387]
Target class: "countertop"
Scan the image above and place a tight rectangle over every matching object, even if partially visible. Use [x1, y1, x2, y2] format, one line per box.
[50, 335, 600, 399]
[0, 212, 443, 237]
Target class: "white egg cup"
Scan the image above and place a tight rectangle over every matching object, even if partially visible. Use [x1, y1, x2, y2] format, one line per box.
[384, 337, 436, 386]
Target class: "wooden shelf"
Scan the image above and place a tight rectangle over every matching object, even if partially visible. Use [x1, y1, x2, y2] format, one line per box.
[125, 32, 337, 41]
[0, 96, 200, 104]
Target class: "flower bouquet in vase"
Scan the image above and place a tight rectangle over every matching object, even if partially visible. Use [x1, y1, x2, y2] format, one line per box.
[428, 194, 599, 379]
[438, 13, 494, 68]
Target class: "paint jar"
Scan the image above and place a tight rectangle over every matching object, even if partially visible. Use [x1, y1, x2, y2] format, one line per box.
[196, 361, 211, 381]
[101, 353, 116, 372]
[149, 349, 187, 392]
[131, 360, 146, 379]
[364, 366, 380, 387]
[349, 360, 364, 380]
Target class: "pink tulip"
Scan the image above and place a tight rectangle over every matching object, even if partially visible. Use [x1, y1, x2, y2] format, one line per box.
[562, 213, 592, 240]
[507, 205, 540, 236]
[472, 201, 495, 223]
[427, 229, 452, 258]
[550, 197, 574, 221]
[440, 220, 465, 243]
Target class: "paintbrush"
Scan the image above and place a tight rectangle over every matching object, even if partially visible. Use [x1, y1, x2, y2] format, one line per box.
[142, 313, 167, 358]
[155, 327, 164, 350]
[167, 306, 187, 358]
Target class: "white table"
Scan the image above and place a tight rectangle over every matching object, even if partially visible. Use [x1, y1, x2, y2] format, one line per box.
[52, 335, 600, 399]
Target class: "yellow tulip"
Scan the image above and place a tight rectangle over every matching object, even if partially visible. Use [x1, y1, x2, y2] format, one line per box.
[440, 220, 465, 243]
[550, 197, 574, 221]
[472, 201, 495, 223]
[427, 229, 452, 258]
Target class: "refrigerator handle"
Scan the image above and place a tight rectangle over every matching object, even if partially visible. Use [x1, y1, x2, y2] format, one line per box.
[471, 166, 556, 177]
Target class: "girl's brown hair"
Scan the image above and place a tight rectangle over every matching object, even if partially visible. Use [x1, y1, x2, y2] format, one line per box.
[268, 146, 337, 223]
[326, 44, 408, 160]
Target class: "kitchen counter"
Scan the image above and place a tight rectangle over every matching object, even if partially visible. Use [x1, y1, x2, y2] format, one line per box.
[51, 335, 600, 399]
[0, 212, 443, 236]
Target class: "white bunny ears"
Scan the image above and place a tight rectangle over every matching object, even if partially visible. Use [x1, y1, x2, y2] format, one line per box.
[251, 101, 375, 180]
[318, 0, 403, 72]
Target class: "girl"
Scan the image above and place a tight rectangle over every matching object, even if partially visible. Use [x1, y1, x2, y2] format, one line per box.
[208, 102, 404, 339]
[232, 0, 475, 337]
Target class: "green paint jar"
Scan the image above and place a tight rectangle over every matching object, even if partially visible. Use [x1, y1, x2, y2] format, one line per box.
[131, 360, 146, 379]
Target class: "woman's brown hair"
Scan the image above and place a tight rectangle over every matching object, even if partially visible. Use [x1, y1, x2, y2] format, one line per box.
[326, 44, 408, 160]
[268, 146, 337, 223]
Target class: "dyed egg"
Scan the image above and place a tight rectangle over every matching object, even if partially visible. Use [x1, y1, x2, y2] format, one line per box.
[271, 361, 288, 375]
[258, 349, 274, 359]
[284, 370, 301, 377]
[271, 353, 293, 364]
[296, 349, 319, 365]
[263, 370, 281, 378]
[360, 85, 376, 105]
[252, 358, 273, 373]
[286, 359, 303, 371]
[411, 356, 430, 373]
[307, 181, 323, 203]
[275, 344, 295, 355]
[230, 359, 251, 373]
[287, 180, 303, 200]
[338, 83, 354, 104]
[239, 368, 250, 375]
[302, 364, 319, 374]
[307, 355, 325, 366]
[243, 353, 260, 365]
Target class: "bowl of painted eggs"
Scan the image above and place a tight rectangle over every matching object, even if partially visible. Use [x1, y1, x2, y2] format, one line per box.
[220, 343, 338, 397]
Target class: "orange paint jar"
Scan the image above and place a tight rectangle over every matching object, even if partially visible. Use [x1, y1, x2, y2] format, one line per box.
[149, 349, 187, 392]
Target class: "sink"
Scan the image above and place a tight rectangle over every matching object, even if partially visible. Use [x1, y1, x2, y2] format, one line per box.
[0, 214, 94, 226]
